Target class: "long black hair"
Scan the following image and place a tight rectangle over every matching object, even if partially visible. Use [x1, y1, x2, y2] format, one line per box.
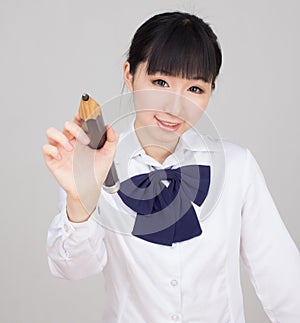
[125, 11, 222, 90]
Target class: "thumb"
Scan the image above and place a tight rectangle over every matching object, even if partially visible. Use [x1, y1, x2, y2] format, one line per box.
[101, 125, 119, 154]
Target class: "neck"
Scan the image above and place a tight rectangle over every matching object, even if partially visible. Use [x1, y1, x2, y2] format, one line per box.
[134, 123, 179, 164]
[143, 145, 175, 164]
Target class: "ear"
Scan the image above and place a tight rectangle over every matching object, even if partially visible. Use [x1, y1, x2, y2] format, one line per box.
[123, 61, 134, 91]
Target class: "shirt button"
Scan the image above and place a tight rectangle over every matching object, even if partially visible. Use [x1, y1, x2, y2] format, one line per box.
[65, 251, 71, 259]
[64, 223, 69, 232]
[171, 243, 177, 248]
[171, 313, 179, 321]
[170, 279, 178, 286]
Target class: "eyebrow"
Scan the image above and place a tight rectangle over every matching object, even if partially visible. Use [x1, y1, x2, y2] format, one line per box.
[190, 77, 209, 83]
[150, 71, 209, 83]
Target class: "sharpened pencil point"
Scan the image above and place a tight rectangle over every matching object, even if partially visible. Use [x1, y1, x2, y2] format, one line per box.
[82, 93, 89, 101]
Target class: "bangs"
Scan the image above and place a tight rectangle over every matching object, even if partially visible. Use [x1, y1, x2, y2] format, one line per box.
[145, 20, 217, 83]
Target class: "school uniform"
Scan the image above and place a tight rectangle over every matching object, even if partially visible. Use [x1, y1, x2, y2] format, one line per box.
[46, 119, 300, 323]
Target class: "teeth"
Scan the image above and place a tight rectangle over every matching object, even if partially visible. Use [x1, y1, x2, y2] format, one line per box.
[160, 120, 178, 126]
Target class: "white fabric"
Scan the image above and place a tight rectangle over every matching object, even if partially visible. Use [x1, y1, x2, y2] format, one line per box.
[46, 121, 300, 323]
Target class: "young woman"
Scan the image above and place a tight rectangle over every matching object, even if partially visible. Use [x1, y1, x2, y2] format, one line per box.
[43, 11, 300, 323]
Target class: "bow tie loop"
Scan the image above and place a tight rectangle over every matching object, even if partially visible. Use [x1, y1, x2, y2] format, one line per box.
[117, 165, 211, 246]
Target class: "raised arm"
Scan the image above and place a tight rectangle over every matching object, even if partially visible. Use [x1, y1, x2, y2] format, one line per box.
[42, 110, 118, 280]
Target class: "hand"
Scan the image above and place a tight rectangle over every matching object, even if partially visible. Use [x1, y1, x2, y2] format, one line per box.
[42, 111, 119, 201]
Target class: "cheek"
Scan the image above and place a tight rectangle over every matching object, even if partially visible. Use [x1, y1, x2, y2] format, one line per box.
[177, 98, 207, 127]
[135, 110, 155, 125]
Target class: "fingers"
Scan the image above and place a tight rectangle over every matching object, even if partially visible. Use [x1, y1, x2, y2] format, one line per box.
[42, 143, 62, 162]
[63, 120, 90, 145]
[100, 125, 119, 155]
[46, 127, 74, 151]
[74, 111, 83, 126]
[45, 120, 117, 165]
[46, 121, 90, 151]
[106, 125, 119, 142]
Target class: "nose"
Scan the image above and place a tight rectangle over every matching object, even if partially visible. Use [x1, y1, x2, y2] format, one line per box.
[167, 91, 184, 117]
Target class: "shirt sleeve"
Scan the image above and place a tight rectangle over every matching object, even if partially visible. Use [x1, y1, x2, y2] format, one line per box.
[240, 148, 300, 323]
[46, 185, 107, 280]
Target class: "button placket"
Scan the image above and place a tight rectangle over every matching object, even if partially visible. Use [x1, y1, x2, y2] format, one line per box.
[164, 242, 182, 323]
[167, 241, 181, 322]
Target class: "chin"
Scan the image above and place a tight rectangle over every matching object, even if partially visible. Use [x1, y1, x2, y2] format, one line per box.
[151, 127, 182, 144]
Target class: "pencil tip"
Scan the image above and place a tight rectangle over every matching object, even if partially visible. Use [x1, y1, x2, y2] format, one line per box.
[82, 93, 89, 101]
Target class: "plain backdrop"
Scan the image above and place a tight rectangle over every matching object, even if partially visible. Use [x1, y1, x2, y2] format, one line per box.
[0, 0, 299, 322]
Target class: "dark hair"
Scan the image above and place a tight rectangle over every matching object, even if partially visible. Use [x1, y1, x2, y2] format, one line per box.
[126, 11, 222, 90]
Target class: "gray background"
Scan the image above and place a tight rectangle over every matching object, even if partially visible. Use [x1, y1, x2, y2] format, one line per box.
[0, 0, 299, 322]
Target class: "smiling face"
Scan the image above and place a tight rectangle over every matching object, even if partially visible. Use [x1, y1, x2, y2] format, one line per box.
[123, 61, 213, 162]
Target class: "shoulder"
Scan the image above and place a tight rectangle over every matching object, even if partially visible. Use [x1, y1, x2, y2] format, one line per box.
[201, 135, 267, 205]
[196, 132, 248, 161]
[219, 136, 249, 167]
[200, 133, 266, 180]
[213, 135, 266, 186]
[182, 129, 251, 172]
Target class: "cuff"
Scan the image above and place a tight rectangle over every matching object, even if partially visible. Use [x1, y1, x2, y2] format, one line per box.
[61, 204, 100, 238]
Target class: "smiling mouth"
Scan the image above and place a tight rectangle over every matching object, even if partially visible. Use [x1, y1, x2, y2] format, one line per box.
[155, 116, 181, 131]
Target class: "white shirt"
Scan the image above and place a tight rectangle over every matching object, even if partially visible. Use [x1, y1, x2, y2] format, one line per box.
[46, 119, 300, 323]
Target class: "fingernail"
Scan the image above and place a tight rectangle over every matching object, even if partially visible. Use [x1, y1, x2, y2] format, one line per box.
[64, 142, 73, 151]
[78, 134, 90, 145]
[108, 125, 114, 133]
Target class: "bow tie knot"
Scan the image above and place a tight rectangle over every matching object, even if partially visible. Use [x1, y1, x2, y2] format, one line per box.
[131, 168, 181, 190]
[149, 168, 181, 182]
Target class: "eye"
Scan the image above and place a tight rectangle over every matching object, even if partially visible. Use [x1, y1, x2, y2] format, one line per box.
[152, 79, 169, 87]
[189, 86, 204, 94]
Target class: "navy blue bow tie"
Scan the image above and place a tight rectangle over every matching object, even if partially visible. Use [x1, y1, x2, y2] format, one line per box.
[117, 165, 211, 246]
